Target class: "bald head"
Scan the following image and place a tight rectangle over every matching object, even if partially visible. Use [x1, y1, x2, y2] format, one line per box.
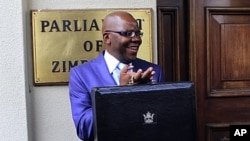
[102, 11, 138, 34]
[101, 11, 142, 63]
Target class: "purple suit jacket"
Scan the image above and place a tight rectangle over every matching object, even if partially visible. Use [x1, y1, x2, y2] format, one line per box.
[69, 51, 164, 140]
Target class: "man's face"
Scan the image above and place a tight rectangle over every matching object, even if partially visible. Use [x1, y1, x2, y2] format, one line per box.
[104, 15, 142, 64]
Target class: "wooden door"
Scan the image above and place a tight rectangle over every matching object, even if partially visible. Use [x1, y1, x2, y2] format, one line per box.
[194, 1, 250, 141]
[157, 0, 250, 141]
[157, 0, 189, 82]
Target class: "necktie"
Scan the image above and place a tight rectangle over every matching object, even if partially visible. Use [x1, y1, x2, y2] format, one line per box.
[112, 63, 125, 85]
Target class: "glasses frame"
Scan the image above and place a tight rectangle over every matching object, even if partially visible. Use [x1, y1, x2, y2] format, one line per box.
[104, 30, 143, 38]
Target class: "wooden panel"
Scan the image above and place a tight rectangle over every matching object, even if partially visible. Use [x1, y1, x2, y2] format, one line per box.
[206, 97, 250, 122]
[204, 0, 250, 6]
[206, 122, 250, 141]
[157, 7, 178, 81]
[157, 2, 189, 82]
[206, 8, 250, 97]
[222, 24, 250, 81]
[206, 123, 229, 141]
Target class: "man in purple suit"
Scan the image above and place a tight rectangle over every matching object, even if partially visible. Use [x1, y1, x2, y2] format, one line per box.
[69, 11, 165, 141]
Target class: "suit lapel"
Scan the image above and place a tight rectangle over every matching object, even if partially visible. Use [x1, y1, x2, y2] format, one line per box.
[91, 51, 116, 86]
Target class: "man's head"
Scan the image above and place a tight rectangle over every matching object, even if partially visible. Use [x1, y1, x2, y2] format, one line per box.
[102, 11, 142, 64]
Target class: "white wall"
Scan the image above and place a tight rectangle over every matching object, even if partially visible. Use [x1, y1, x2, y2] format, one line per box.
[0, 0, 157, 141]
[0, 0, 29, 140]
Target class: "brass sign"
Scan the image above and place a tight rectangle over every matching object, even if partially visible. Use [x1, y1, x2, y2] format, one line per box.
[31, 9, 153, 85]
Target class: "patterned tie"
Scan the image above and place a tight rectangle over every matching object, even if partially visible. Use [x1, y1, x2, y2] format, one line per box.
[112, 63, 125, 85]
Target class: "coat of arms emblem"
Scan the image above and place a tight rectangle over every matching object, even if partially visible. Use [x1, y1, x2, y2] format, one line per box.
[143, 111, 155, 124]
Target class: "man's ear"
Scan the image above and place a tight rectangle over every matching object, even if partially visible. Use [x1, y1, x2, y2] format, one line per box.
[103, 33, 111, 44]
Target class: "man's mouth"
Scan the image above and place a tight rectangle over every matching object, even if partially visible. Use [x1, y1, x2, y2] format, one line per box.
[129, 46, 139, 52]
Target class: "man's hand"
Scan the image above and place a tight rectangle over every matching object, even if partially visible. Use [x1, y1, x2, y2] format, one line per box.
[119, 65, 155, 85]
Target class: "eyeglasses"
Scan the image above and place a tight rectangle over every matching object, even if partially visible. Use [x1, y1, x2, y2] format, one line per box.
[104, 30, 143, 38]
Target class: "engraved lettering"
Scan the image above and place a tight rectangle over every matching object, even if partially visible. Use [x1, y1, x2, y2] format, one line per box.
[89, 19, 99, 31]
[40, 19, 103, 32]
[52, 60, 87, 73]
[83, 40, 103, 52]
[83, 41, 93, 52]
[74, 20, 82, 31]
[96, 40, 103, 51]
[41, 20, 50, 32]
[52, 61, 60, 72]
[49, 20, 60, 32]
[136, 19, 144, 30]
[40, 19, 142, 32]
[62, 20, 72, 32]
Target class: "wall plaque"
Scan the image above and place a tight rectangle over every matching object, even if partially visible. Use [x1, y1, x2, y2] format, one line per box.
[31, 9, 153, 85]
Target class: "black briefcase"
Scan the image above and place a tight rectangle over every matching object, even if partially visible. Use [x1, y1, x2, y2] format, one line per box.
[92, 82, 197, 141]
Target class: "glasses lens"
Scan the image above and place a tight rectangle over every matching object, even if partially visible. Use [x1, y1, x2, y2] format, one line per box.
[127, 31, 143, 37]
[136, 31, 143, 37]
[127, 32, 135, 37]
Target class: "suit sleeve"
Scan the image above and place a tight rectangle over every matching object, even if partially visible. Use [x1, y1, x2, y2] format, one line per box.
[152, 65, 165, 83]
[157, 66, 165, 83]
[68, 68, 94, 141]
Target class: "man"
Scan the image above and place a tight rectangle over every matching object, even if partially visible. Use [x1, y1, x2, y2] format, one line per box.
[69, 11, 165, 141]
